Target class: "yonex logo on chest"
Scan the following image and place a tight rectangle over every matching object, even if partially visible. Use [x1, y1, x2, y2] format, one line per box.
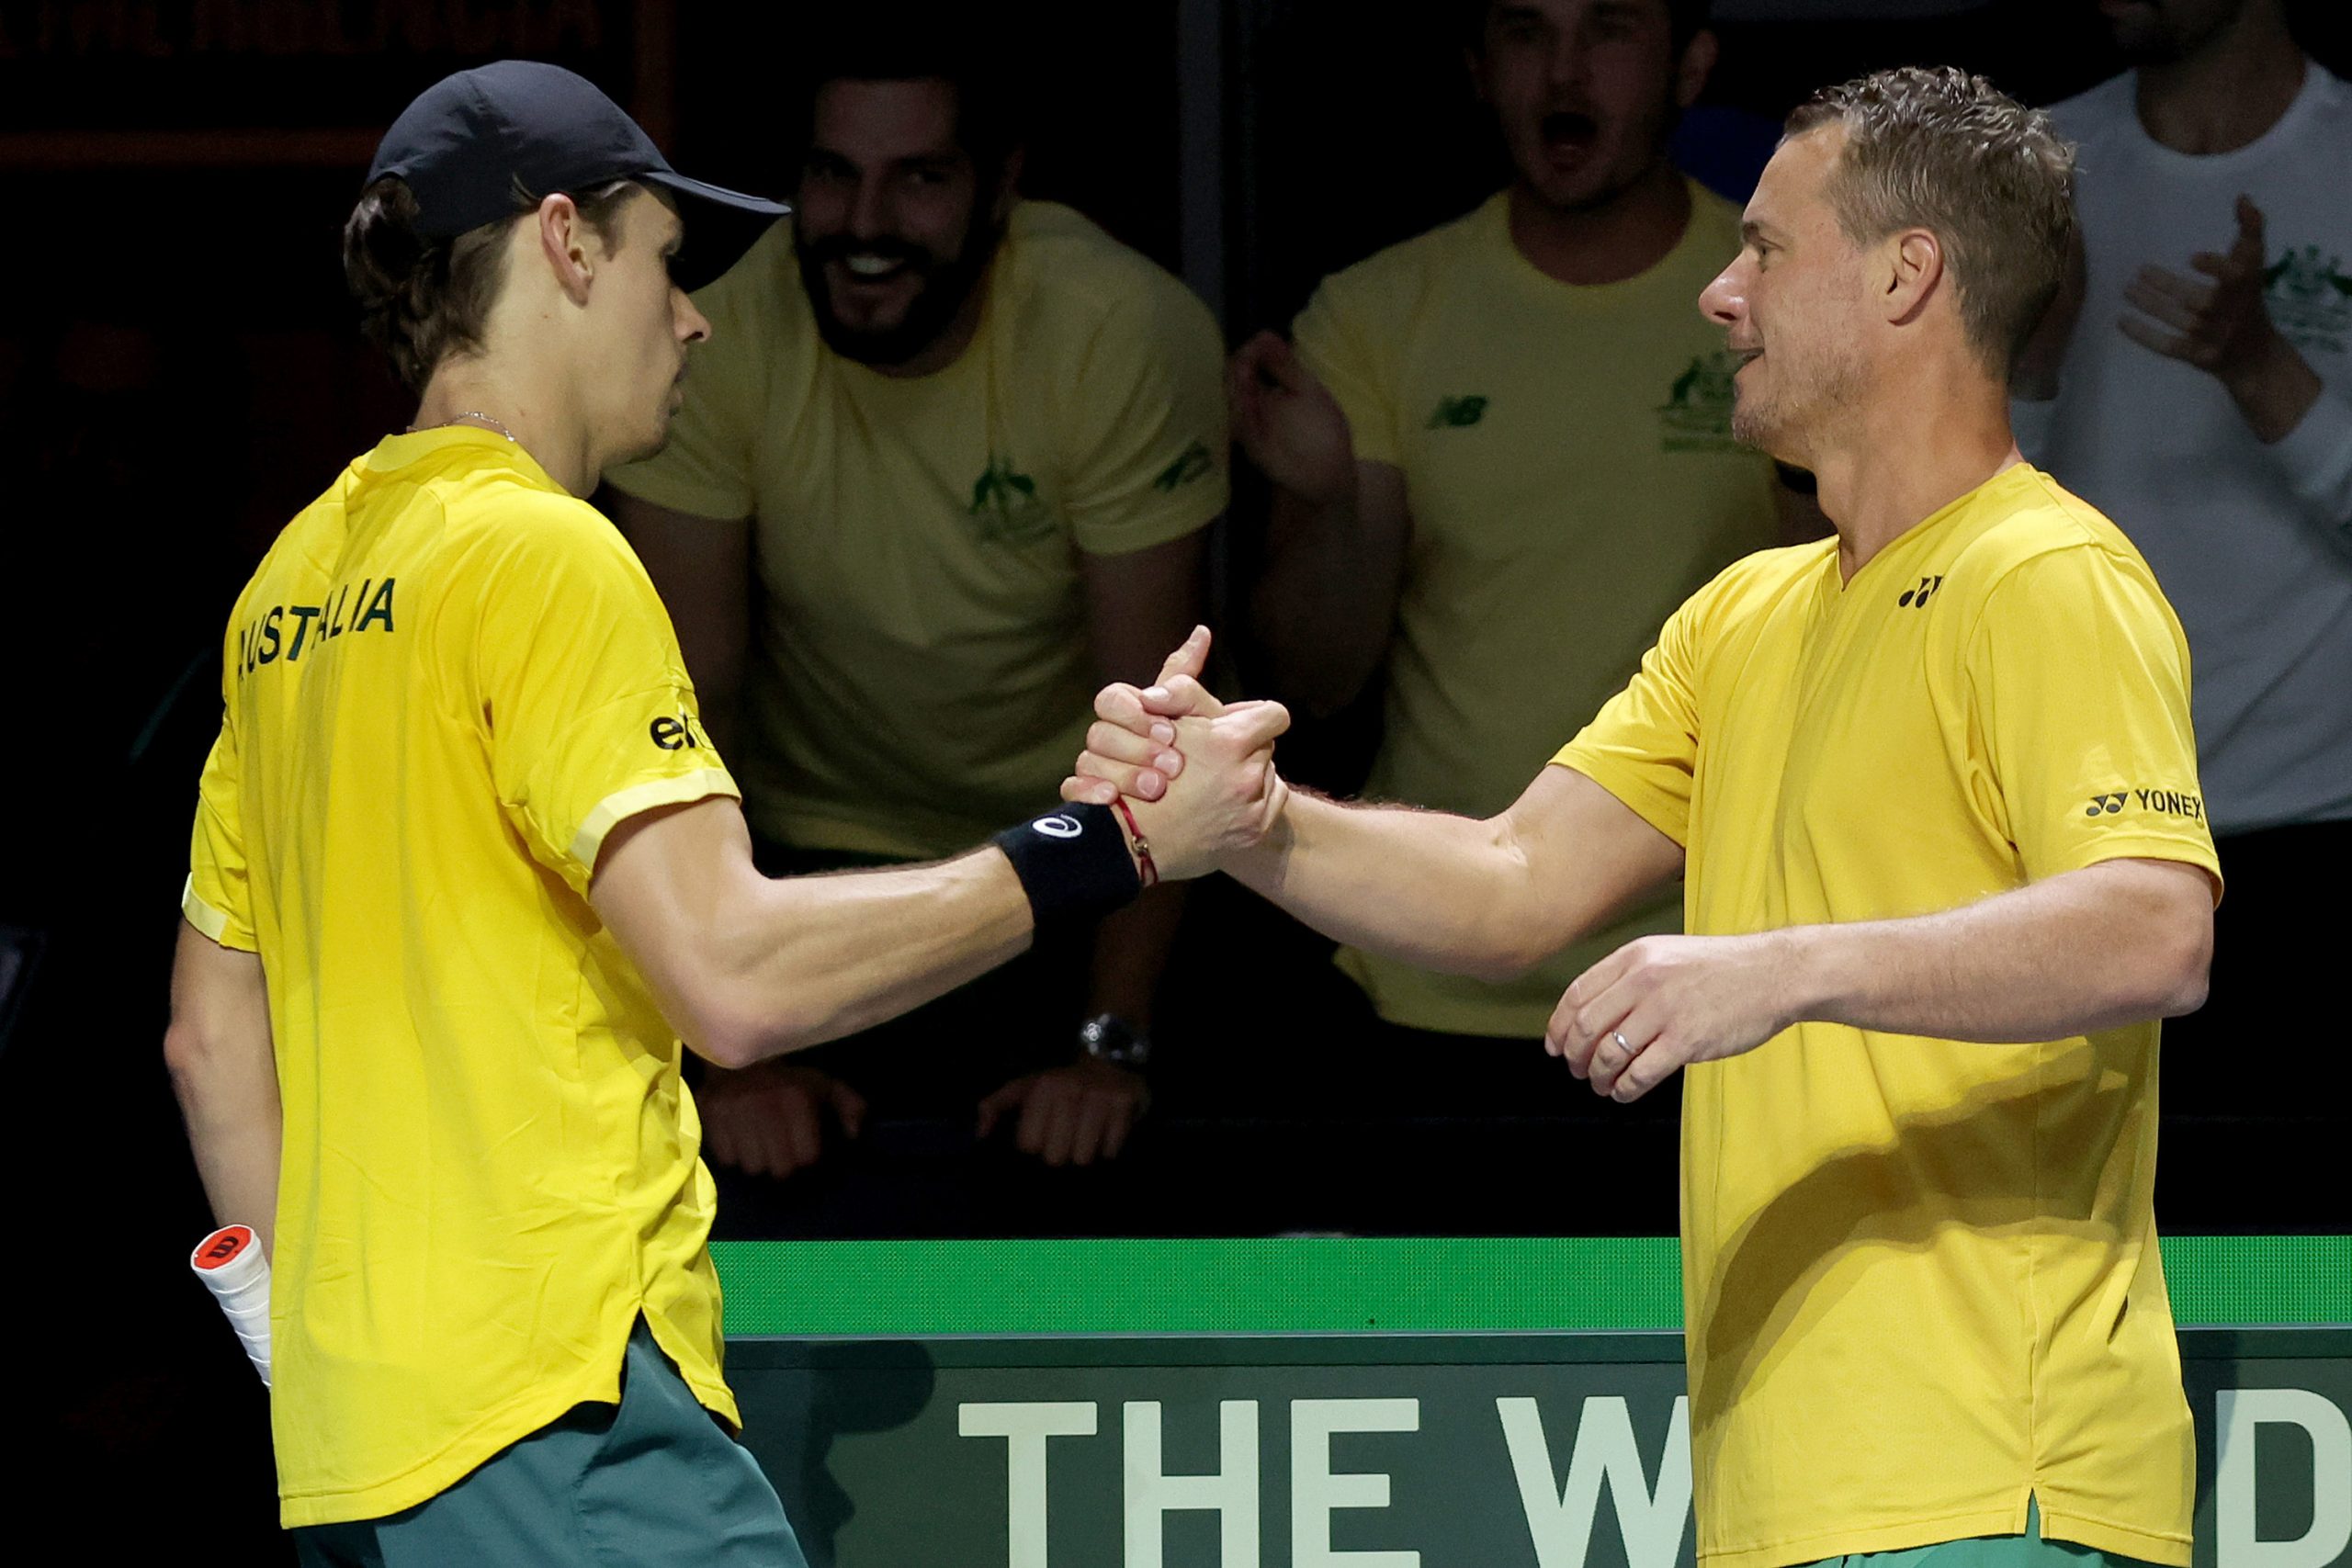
[1898, 575, 1944, 608]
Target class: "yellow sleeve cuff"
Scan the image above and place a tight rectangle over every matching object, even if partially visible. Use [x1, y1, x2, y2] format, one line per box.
[182, 876, 259, 952]
[1548, 752, 1691, 850]
[2041, 834, 2225, 907]
[569, 768, 742, 880]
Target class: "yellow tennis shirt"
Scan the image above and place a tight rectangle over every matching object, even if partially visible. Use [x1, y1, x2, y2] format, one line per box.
[1296, 183, 1783, 1037]
[606, 201, 1228, 859]
[182, 426, 742, 1527]
[1556, 465, 2216, 1568]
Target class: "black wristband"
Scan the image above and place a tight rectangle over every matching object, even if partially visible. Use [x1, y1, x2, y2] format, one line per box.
[993, 804, 1143, 927]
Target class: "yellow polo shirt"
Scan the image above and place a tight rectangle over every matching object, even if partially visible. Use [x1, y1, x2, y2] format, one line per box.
[183, 426, 741, 1527]
[606, 201, 1227, 859]
[1556, 465, 2216, 1568]
[1297, 182, 1782, 1037]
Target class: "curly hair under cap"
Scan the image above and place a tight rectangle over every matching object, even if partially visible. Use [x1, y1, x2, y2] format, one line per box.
[342, 175, 638, 394]
[1785, 66, 2078, 377]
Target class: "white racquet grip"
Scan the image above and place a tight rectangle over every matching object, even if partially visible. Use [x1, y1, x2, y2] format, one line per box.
[191, 1224, 272, 1388]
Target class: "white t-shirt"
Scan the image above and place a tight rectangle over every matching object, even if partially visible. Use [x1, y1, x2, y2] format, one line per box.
[2017, 63, 2352, 834]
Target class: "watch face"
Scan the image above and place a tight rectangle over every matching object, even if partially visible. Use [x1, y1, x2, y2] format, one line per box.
[1081, 1014, 1150, 1068]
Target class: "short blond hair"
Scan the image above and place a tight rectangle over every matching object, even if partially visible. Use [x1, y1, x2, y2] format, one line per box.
[1786, 67, 2076, 375]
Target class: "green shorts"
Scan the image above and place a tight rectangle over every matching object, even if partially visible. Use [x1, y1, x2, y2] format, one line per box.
[295, 1321, 805, 1568]
[1806, 1500, 2163, 1568]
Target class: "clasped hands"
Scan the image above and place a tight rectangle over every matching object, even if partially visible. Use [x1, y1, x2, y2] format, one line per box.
[1066, 628, 1801, 1101]
[1060, 626, 1293, 881]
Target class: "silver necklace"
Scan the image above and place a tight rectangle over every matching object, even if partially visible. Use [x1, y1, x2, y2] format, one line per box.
[410, 411, 516, 441]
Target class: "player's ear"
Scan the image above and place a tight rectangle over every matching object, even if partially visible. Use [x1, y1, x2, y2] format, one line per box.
[1883, 228, 1943, 329]
[537, 194, 595, 306]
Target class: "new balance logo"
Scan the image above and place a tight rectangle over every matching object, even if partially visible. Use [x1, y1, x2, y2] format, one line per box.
[2086, 793, 2126, 817]
[1152, 440, 1215, 493]
[1898, 575, 1944, 608]
[1426, 394, 1488, 429]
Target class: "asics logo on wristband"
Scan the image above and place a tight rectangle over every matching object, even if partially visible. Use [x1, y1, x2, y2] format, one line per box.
[996, 804, 1141, 926]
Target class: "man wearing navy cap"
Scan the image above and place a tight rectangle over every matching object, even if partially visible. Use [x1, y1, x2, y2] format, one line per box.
[162, 62, 1287, 1563]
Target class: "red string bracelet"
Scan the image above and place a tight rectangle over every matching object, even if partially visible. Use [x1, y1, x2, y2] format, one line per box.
[1110, 796, 1159, 888]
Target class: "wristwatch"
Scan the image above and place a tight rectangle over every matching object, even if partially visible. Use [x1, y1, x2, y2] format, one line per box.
[1078, 1012, 1152, 1071]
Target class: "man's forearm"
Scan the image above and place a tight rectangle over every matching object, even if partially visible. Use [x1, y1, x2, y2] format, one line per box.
[175, 1069, 284, 1256]
[715, 850, 1039, 1061]
[1221, 765, 1684, 985]
[1782, 859, 2212, 1043]
[1228, 791, 1557, 982]
[164, 924, 281, 1254]
[594, 797, 1057, 1066]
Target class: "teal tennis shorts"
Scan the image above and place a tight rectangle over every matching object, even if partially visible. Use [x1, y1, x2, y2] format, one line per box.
[1804, 1500, 2167, 1568]
[295, 1320, 805, 1567]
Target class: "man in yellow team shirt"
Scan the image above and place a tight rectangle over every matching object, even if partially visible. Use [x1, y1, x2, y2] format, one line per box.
[1077, 68, 2216, 1568]
[1233, 0, 1795, 1166]
[605, 15, 1226, 1186]
[162, 62, 1284, 1564]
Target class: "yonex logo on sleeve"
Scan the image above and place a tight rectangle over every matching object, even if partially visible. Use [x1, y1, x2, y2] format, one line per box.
[1032, 815, 1084, 840]
[2133, 787, 2205, 823]
[2083, 788, 2206, 822]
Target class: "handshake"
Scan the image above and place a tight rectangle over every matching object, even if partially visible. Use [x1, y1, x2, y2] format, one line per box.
[1062, 625, 1294, 884]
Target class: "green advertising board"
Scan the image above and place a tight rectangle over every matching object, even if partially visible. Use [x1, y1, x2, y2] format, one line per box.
[714, 1237, 2352, 1568]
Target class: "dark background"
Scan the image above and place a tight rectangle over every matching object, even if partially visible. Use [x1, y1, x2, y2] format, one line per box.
[6, 0, 2348, 1553]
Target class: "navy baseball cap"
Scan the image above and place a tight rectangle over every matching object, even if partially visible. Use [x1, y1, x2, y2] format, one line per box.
[367, 61, 787, 291]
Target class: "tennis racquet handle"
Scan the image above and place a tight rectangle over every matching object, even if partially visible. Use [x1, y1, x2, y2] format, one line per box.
[191, 1224, 272, 1388]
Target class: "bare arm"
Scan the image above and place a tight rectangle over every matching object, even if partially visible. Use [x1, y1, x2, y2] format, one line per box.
[594, 671, 1287, 1069]
[1227, 763, 1683, 981]
[1556, 857, 2214, 1102]
[607, 491, 753, 756]
[164, 921, 280, 1255]
[1797, 858, 2212, 1038]
[1068, 640, 1683, 980]
[589, 795, 1035, 1068]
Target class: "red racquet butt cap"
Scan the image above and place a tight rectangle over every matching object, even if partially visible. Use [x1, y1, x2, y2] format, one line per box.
[193, 1224, 256, 1270]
